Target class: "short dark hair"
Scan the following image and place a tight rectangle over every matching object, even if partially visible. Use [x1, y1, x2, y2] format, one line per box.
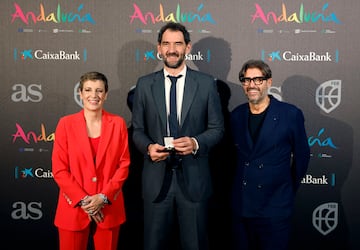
[79, 71, 108, 93]
[157, 22, 191, 45]
[238, 59, 272, 81]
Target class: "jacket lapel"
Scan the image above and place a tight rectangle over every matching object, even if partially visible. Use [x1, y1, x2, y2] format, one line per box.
[251, 99, 280, 154]
[181, 69, 198, 126]
[75, 111, 96, 169]
[243, 107, 254, 150]
[152, 72, 167, 133]
[96, 111, 113, 168]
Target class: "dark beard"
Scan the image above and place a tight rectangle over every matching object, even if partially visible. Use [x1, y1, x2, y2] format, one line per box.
[164, 54, 185, 69]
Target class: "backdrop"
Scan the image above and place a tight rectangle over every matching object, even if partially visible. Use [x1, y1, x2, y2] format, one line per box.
[1, 1, 359, 249]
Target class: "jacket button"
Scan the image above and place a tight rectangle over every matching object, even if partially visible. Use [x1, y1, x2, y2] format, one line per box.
[258, 164, 263, 169]
[92, 177, 97, 182]
[243, 180, 247, 186]
[257, 185, 262, 189]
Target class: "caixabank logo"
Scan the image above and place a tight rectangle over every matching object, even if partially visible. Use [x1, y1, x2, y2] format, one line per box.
[14, 166, 53, 179]
[261, 49, 339, 63]
[135, 48, 211, 63]
[301, 173, 336, 187]
[14, 48, 87, 62]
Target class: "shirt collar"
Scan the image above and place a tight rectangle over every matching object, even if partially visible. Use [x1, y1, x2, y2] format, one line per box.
[163, 65, 187, 78]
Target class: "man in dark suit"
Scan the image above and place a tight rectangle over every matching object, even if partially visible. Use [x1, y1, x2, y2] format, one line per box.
[132, 22, 224, 250]
[230, 59, 310, 250]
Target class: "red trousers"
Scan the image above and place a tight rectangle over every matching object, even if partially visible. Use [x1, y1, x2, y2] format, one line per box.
[58, 222, 120, 250]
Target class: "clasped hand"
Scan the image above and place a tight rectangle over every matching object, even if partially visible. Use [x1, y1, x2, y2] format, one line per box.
[81, 194, 105, 223]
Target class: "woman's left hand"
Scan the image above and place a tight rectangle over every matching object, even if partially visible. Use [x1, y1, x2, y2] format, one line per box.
[81, 194, 105, 217]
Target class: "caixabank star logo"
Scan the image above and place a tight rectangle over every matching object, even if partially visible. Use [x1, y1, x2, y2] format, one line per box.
[135, 48, 211, 63]
[14, 166, 53, 179]
[261, 49, 339, 63]
[14, 48, 88, 62]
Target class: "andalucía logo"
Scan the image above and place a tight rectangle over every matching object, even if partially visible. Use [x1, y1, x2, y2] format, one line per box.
[10, 3, 95, 25]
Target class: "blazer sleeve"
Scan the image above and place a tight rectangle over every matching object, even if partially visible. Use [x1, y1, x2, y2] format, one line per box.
[193, 77, 224, 154]
[292, 108, 310, 191]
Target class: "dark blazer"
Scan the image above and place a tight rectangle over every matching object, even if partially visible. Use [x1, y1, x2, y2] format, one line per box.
[132, 67, 224, 202]
[230, 95, 310, 218]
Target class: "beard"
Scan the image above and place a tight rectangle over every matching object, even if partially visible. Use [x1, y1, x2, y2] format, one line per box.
[163, 52, 186, 69]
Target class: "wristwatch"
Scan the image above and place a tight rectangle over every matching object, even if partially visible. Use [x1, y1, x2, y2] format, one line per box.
[99, 193, 109, 204]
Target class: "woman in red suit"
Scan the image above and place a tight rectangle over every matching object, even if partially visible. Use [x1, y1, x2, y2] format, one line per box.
[52, 71, 130, 250]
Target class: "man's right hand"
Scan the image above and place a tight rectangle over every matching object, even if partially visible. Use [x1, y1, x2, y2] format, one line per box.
[147, 143, 170, 162]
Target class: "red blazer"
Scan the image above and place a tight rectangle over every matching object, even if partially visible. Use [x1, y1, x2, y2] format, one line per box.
[52, 110, 130, 231]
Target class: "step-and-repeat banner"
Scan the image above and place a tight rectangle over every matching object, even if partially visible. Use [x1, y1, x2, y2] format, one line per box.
[1, 1, 359, 249]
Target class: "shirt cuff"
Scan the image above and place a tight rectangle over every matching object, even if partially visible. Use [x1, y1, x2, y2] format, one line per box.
[191, 137, 199, 155]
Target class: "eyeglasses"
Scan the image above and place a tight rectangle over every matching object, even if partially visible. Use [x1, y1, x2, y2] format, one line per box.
[239, 76, 268, 86]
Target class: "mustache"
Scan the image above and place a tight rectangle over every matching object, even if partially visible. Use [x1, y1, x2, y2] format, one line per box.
[246, 87, 260, 91]
[166, 52, 179, 57]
